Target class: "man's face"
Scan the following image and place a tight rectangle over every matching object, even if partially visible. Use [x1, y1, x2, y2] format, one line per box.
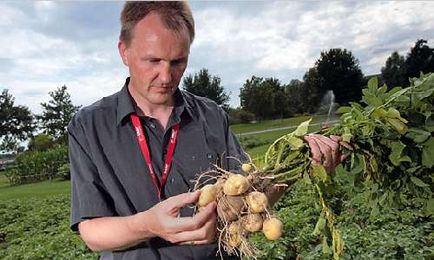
[118, 13, 190, 107]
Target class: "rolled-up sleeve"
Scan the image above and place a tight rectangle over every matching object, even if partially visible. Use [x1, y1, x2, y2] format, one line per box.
[68, 115, 115, 232]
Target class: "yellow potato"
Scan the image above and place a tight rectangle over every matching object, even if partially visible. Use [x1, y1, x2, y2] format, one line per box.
[241, 163, 253, 173]
[198, 184, 217, 207]
[241, 213, 263, 232]
[217, 195, 245, 221]
[223, 174, 250, 196]
[245, 191, 268, 213]
[262, 217, 283, 240]
[228, 222, 242, 247]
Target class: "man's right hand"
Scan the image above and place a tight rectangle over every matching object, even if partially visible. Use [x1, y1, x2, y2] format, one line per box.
[138, 191, 217, 245]
[78, 191, 216, 252]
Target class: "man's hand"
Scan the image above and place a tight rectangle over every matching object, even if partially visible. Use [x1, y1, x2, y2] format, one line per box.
[304, 134, 352, 173]
[139, 191, 217, 245]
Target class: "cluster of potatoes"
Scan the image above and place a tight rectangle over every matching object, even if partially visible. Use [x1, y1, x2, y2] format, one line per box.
[197, 164, 283, 247]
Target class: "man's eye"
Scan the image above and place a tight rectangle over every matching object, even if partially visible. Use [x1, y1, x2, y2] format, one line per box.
[149, 59, 161, 64]
[172, 59, 185, 66]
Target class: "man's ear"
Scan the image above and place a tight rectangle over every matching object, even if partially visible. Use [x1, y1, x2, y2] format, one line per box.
[118, 41, 129, 66]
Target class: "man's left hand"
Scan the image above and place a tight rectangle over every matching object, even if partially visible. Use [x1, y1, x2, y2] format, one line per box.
[304, 134, 351, 173]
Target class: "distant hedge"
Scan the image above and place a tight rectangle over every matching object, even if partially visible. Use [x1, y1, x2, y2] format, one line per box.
[4, 145, 69, 185]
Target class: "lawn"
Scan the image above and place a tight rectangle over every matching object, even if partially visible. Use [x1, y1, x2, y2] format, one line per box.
[230, 114, 330, 134]
[0, 175, 70, 201]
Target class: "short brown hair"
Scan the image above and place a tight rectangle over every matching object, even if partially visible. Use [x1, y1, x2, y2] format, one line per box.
[120, 1, 195, 46]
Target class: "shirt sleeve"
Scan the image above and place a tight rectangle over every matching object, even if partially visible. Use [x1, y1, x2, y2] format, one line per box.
[68, 115, 115, 232]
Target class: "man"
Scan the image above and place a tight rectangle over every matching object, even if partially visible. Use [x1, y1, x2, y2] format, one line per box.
[68, 2, 345, 259]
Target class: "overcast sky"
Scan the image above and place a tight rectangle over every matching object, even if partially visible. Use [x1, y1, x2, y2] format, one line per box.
[1, 1, 433, 114]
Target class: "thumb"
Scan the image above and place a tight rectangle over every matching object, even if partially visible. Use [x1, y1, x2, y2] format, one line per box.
[165, 190, 201, 209]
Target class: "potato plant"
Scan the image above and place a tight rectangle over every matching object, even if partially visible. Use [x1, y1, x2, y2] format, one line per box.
[194, 73, 434, 259]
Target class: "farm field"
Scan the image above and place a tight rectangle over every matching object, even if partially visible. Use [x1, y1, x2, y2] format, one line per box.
[0, 115, 433, 259]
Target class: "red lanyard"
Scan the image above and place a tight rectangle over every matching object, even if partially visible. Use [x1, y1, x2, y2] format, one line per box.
[130, 114, 180, 199]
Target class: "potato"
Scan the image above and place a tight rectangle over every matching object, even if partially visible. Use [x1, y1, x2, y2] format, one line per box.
[245, 191, 268, 213]
[223, 174, 250, 195]
[262, 217, 283, 240]
[241, 163, 253, 173]
[241, 213, 263, 232]
[198, 184, 217, 207]
[217, 195, 245, 221]
[228, 222, 242, 247]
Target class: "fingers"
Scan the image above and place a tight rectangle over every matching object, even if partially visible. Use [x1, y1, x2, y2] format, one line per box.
[168, 202, 216, 233]
[304, 135, 322, 164]
[164, 190, 201, 210]
[170, 210, 217, 244]
[305, 134, 341, 173]
[330, 135, 353, 152]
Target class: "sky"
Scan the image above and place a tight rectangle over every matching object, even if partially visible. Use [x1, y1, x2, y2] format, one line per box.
[1, 1, 433, 114]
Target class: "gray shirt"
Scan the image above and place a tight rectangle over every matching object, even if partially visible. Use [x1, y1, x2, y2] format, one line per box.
[68, 78, 245, 260]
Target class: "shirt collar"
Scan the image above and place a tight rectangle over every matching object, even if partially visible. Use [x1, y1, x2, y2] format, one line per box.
[116, 77, 195, 126]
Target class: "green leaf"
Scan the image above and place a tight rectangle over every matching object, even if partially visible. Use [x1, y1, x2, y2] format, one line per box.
[388, 141, 406, 166]
[311, 163, 328, 182]
[406, 128, 431, 143]
[426, 198, 434, 215]
[294, 119, 312, 137]
[422, 137, 434, 168]
[367, 77, 378, 90]
[312, 215, 326, 236]
[286, 136, 304, 150]
[337, 106, 351, 114]
[410, 176, 429, 187]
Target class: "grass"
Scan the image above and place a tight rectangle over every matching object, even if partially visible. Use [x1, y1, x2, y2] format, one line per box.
[244, 125, 321, 166]
[230, 114, 329, 134]
[0, 177, 70, 201]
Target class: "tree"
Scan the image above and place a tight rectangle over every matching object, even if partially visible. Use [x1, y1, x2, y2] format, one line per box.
[381, 51, 407, 88]
[182, 68, 230, 110]
[28, 133, 55, 151]
[316, 48, 364, 104]
[302, 68, 323, 114]
[240, 76, 289, 120]
[0, 89, 35, 152]
[284, 79, 306, 115]
[405, 39, 434, 80]
[38, 85, 80, 143]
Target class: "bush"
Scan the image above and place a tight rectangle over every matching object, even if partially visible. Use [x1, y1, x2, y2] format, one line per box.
[5, 145, 68, 185]
[228, 108, 256, 124]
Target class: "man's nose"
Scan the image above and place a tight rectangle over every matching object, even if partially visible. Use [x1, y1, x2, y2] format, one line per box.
[159, 62, 172, 84]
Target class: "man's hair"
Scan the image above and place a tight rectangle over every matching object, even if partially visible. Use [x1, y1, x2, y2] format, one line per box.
[120, 1, 195, 46]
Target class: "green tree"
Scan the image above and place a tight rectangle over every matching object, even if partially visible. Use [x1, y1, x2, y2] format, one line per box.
[38, 85, 80, 143]
[405, 39, 434, 80]
[0, 89, 35, 153]
[284, 79, 305, 115]
[316, 48, 364, 104]
[182, 68, 230, 110]
[28, 133, 55, 151]
[381, 51, 407, 88]
[240, 76, 289, 120]
[302, 68, 322, 114]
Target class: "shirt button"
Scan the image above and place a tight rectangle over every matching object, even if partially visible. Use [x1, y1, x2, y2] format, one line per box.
[150, 123, 156, 129]
[171, 177, 175, 183]
[207, 153, 213, 159]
